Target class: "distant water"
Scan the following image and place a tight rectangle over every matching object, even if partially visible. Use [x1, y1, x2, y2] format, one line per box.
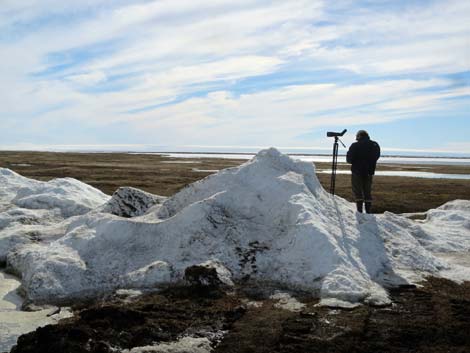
[316, 170, 470, 180]
[189, 166, 470, 180]
[142, 152, 470, 166]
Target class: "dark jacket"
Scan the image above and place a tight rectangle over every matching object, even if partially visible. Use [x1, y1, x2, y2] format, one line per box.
[346, 137, 380, 176]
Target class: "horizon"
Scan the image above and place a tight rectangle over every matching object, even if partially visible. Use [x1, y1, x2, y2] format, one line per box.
[1, 1, 469, 153]
[1, 143, 470, 158]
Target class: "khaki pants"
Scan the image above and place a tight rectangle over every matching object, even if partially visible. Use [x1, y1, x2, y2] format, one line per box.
[352, 174, 373, 202]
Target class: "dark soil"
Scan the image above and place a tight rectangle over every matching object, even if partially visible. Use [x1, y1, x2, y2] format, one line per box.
[11, 286, 244, 353]
[11, 278, 470, 353]
[217, 278, 470, 353]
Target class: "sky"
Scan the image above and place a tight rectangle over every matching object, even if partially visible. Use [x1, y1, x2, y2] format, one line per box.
[0, 0, 469, 155]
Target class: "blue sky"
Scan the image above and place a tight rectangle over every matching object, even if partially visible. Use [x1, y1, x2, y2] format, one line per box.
[0, 0, 469, 155]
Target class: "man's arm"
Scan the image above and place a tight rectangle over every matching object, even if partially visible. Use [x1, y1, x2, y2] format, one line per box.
[346, 143, 356, 164]
[374, 142, 381, 161]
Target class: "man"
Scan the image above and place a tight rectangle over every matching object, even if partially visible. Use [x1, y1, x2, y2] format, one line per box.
[346, 130, 380, 213]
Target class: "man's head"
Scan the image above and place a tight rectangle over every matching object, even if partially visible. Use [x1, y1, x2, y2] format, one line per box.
[356, 130, 369, 141]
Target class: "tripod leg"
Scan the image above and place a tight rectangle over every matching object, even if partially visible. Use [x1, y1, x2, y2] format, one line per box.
[333, 143, 338, 195]
[330, 142, 335, 194]
[330, 141, 339, 195]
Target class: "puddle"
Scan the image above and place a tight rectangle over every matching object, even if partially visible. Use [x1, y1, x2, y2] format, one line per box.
[152, 153, 470, 166]
[192, 168, 219, 173]
[317, 170, 470, 180]
[0, 270, 73, 352]
[161, 161, 201, 164]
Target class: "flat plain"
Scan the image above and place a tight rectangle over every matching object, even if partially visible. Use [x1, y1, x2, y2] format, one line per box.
[1, 150, 470, 214]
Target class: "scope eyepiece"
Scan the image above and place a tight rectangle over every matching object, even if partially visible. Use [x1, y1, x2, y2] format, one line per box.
[327, 129, 347, 137]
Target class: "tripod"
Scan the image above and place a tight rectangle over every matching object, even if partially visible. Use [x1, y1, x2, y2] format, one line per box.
[327, 129, 347, 195]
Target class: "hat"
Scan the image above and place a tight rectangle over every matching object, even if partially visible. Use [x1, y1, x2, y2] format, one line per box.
[356, 130, 369, 140]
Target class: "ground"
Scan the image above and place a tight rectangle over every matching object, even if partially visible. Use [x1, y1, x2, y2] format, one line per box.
[2, 151, 470, 353]
[11, 279, 470, 353]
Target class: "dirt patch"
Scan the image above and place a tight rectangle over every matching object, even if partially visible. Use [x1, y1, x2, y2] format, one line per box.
[11, 286, 244, 353]
[216, 278, 470, 353]
[10, 278, 470, 353]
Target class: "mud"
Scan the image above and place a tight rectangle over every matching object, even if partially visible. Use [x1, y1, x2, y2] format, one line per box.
[10, 278, 470, 353]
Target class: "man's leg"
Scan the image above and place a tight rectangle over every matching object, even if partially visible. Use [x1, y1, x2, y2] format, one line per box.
[363, 175, 373, 214]
[351, 173, 364, 212]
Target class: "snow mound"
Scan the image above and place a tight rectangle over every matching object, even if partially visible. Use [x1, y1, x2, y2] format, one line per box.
[0, 168, 109, 262]
[12, 177, 109, 218]
[414, 200, 470, 252]
[1, 168, 109, 217]
[0, 169, 42, 202]
[2, 150, 470, 306]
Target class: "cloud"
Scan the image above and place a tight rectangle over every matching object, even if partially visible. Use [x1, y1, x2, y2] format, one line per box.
[126, 78, 468, 147]
[66, 71, 107, 86]
[0, 0, 468, 153]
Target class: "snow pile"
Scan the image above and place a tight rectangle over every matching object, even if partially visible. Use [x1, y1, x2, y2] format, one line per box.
[270, 292, 306, 312]
[412, 200, 470, 252]
[0, 169, 109, 262]
[2, 149, 470, 306]
[0, 168, 109, 217]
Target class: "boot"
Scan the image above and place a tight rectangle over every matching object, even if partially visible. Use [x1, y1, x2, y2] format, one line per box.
[365, 202, 372, 214]
[356, 201, 363, 213]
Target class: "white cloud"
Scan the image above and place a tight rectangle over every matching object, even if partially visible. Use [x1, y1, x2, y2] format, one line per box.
[124, 79, 466, 146]
[0, 0, 468, 151]
[66, 71, 107, 86]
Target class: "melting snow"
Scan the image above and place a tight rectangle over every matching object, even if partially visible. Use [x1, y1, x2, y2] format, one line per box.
[270, 292, 306, 312]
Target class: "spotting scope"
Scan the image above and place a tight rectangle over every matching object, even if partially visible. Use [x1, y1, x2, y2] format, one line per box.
[327, 129, 347, 138]
[326, 129, 347, 195]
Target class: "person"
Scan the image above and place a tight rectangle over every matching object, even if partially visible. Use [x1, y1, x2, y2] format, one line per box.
[346, 130, 380, 213]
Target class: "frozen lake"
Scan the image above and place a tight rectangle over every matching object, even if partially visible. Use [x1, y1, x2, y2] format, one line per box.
[146, 152, 470, 166]
[317, 170, 470, 180]
[191, 167, 470, 180]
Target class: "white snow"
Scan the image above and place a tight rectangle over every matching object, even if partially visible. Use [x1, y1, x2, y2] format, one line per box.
[270, 292, 306, 312]
[0, 169, 109, 264]
[317, 298, 362, 309]
[1, 148, 470, 308]
[412, 200, 470, 252]
[0, 168, 109, 218]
